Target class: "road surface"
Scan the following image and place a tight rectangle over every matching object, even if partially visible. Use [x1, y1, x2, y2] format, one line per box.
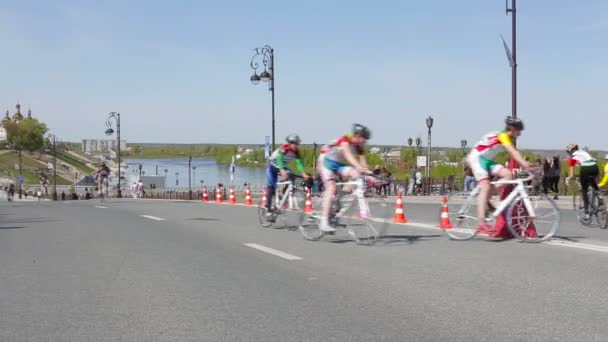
[1, 198, 607, 341]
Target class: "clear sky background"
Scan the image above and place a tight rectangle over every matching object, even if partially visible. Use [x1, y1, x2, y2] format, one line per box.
[1, 0, 606, 149]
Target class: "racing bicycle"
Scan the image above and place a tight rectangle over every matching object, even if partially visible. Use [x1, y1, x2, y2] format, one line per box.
[258, 175, 308, 229]
[573, 183, 607, 229]
[445, 169, 560, 242]
[298, 176, 390, 245]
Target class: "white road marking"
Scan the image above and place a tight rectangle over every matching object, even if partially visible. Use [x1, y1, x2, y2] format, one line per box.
[545, 240, 608, 253]
[243, 243, 303, 261]
[63, 201, 72, 204]
[94, 205, 108, 209]
[140, 215, 166, 221]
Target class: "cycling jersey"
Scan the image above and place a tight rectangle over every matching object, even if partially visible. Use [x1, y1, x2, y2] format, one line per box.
[324, 134, 365, 164]
[471, 131, 513, 159]
[599, 163, 608, 187]
[467, 131, 513, 181]
[568, 150, 596, 167]
[269, 144, 305, 173]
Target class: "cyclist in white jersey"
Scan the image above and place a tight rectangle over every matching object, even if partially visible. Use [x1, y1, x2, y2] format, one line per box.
[467, 117, 530, 232]
[566, 144, 600, 219]
[318, 124, 371, 232]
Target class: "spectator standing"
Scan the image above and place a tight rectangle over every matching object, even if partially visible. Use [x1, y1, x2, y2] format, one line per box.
[61, 191, 66, 201]
[381, 167, 392, 197]
[463, 166, 476, 192]
[408, 168, 417, 195]
[550, 155, 561, 199]
[415, 169, 423, 195]
[542, 158, 551, 195]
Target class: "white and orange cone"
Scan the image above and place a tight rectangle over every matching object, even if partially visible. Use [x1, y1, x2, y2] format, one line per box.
[202, 186, 209, 202]
[260, 189, 267, 206]
[304, 188, 313, 213]
[437, 195, 453, 229]
[244, 186, 253, 205]
[216, 187, 223, 203]
[229, 186, 236, 204]
[393, 192, 408, 223]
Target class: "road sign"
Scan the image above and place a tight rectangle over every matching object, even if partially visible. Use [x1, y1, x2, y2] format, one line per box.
[18, 175, 24, 184]
[264, 136, 271, 159]
[417, 156, 427, 168]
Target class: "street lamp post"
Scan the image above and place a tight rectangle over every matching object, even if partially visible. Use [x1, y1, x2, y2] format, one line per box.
[48, 134, 57, 200]
[312, 142, 317, 179]
[188, 156, 192, 200]
[175, 171, 179, 187]
[138, 164, 142, 180]
[250, 45, 276, 150]
[460, 139, 468, 177]
[105, 112, 122, 198]
[164, 169, 168, 188]
[506, 0, 517, 120]
[192, 165, 197, 188]
[426, 116, 434, 178]
[415, 137, 422, 159]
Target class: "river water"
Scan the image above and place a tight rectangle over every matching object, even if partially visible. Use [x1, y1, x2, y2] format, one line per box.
[124, 158, 267, 189]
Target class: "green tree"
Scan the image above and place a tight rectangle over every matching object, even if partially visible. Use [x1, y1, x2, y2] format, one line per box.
[5, 118, 48, 153]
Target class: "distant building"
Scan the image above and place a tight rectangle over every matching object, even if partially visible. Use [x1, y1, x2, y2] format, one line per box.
[1, 103, 35, 142]
[82, 139, 127, 153]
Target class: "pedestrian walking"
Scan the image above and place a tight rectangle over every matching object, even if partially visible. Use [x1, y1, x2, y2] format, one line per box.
[542, 158, 551, 195]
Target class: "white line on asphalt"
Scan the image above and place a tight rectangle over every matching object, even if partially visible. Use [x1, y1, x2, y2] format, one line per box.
[140, 215, 166, 221]
[243, 243, 303, 261]
[93, 205, 108, 209]
[545, 240, 608, 253]
[63, 201, 72, 204]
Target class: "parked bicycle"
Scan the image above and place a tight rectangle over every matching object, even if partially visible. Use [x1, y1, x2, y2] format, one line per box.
[573, 184, 607, 229]
[445, 169, 560, 242]
[299, 176, 390, 245]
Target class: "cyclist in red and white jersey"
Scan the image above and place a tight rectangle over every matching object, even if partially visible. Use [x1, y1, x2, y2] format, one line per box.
[566, 144, 600, 219]
[318, 124, 371, 232]
[467, 117, 530, 231]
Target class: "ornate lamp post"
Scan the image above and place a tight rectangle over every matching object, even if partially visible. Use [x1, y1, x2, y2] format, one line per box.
[249, 45, 276, 150]
[47, 134, 57, 200]
[105, 112, 122, 198]
[426, 116, 434, 178]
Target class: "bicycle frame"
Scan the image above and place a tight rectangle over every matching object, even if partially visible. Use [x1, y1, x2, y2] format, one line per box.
[274, 180, 299, 210]
[335, 177, 369, 219]
[464, 177, 536, 220]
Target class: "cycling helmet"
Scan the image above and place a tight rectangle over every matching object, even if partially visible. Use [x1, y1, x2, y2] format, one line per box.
[505, 116, 524, 130]
[285, 134, 301, 144]
[566, 144, 578, 154]
[352, 123, 371, 139]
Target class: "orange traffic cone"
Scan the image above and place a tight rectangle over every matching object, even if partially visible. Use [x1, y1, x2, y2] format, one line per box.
[244, 186, 253, 205]
[216, 187, 223, 203]
[229, 186, 236, 204]
[393, 193, 408, 223]
[437, 196, 453, 229]
[304, 188, 313, 213]
[202, 186, 209, 202]
[260, 189, 267, 206]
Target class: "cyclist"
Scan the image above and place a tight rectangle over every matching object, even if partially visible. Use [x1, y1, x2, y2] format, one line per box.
[598, 154, 608, 188]
[318, 123, 371, 232]
[566, 144, 600, 219]
[264, 134, 309, 218]
[95, 163, 111, 196]
[466, 117, 530, 232]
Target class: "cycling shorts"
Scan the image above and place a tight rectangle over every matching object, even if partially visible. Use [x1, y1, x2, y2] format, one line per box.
[467, 153, 504, 181]
[320, 157, 353, 182]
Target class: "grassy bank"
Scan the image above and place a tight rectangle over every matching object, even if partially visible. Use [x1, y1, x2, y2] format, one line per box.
[0, 151, 71, 185]
[55, 151, 94, 174]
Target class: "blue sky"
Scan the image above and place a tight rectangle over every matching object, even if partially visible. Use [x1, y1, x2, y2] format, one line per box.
[1, 0, 607, 149]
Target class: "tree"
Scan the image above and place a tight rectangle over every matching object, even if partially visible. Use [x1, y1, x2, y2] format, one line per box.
[5, 118, 48, 153]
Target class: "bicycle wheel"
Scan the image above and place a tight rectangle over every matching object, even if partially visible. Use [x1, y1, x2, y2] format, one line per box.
[573, 193, 591, 226]
[257, 204, 276, 228]
[298, 212, 324, 241]
[283, 188, 307, 230]
[338, 192, 388, 246]
[444, 191, 479, 240]
[507, 194, 560, 243]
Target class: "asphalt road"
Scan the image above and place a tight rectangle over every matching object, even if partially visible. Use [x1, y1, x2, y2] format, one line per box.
[1, 198, 608, 341]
